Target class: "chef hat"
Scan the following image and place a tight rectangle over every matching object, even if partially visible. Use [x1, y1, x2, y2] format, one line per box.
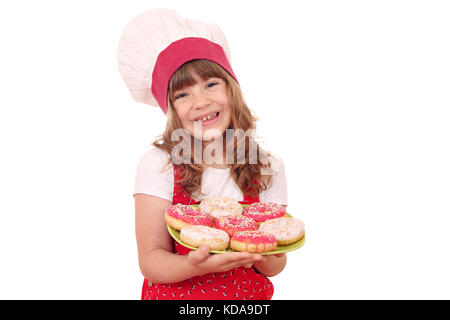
[117, 8, 238, 115]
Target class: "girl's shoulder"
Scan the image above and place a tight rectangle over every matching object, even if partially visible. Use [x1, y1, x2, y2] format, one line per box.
[139, 147, 170, 161]
[137, 147, 172, 173]
[134, 147, 174, 199]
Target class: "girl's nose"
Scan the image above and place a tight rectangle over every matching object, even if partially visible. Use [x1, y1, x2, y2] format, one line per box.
[192, 90, 210, 109]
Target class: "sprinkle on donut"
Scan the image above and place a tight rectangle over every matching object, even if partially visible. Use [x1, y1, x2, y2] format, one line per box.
[165, 199, 304, 254]
[199, 197, 244, 220]
[165, 203, 213, 231]
[259, 217, 305, 245]
[242, 202, 286, 223]
[230, 230, 277, 253]
[180, 225, 230, 251]
[214, 215, 257, 236]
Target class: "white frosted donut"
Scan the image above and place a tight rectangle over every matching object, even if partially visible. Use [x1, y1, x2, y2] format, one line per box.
[199, 197, 243, 220]
[258, 217, 305, 245]
[180, 225, 230, 251]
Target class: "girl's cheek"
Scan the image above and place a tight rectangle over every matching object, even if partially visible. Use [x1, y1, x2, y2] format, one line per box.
[175, 106, 189, 124]
[177, 110, 195, 133]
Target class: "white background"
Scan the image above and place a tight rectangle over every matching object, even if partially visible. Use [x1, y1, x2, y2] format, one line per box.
[0, 0, 449, 299]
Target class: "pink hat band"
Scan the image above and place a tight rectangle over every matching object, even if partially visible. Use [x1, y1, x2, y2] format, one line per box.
[151, 37, 238, 114]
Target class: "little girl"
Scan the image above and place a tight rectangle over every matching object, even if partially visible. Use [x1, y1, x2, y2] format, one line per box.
[118, 9, 288, 300]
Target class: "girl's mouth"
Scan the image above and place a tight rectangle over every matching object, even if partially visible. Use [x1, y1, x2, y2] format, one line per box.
[194, 112, 220, 126]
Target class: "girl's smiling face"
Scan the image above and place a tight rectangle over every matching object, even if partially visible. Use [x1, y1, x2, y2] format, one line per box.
[171, 72, 231, 141]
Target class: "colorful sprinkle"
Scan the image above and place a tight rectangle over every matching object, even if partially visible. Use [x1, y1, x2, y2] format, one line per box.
[166, 203, 213, 226]
[214, 215, 257, 236]
[242, 202, 285, 222]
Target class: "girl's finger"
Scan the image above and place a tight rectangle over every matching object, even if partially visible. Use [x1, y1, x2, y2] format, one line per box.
[221, 259, 254, 272]
[221, 252, 251, 264]
[252, 254, 265, 262]
[223, 256, 255, 270]
[187, 245, 210, 265]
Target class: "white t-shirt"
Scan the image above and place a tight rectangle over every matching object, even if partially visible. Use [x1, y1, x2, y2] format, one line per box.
[133, 147, 288, 205]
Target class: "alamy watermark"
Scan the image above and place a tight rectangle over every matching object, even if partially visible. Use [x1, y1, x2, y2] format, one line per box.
[170, 123, 279, 175]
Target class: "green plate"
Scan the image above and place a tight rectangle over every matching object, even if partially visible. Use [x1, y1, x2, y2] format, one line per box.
[167, 205, 305, 255]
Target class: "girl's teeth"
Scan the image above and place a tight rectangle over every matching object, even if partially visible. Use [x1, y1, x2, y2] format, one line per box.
[198, 112, 217, 122]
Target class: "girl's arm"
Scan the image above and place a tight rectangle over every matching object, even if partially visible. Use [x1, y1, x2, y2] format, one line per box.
[135, 194, 261, 284]
[135, 193, 194, 283]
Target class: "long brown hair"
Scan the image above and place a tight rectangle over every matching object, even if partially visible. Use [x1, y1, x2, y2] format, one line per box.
[153, 59, 273, 199]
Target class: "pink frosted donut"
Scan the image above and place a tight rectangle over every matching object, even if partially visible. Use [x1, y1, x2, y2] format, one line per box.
[214, 215, 257, 237]
[242, 202, 286, 224]
[165, 203, 213, 231]
[259, 217, 305, 245]
[199, 197, 244, 220]
[230, 231, 277, 253]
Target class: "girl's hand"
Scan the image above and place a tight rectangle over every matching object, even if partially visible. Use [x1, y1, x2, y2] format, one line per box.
[187, 245, 264, 275]
[253, 253, 287, 277]
[246, 253, 285, 267]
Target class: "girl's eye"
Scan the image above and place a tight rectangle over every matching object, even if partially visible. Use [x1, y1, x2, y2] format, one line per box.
[174, 81, 219, 99]
[207, 82, 218, 88]
[174, 93, 187, 99]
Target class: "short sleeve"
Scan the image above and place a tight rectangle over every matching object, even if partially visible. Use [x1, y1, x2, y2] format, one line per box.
[259, 154, 288, 205]
[133, 148, 173, 201]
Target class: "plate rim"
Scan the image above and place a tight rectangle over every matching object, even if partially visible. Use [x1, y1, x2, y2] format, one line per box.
[166, 207, 305, 255]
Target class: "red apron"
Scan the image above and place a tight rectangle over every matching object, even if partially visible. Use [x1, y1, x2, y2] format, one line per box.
[141, 164, 274, 300]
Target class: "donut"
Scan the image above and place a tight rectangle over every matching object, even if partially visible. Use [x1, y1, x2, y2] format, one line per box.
[230, 231, 277, 253]
[199, 197, 244, 220]
[258, 217, 305, 245]
[214, 215, 258, 236]
[242, 202, 286, 224]
[165, 203, 213, 231]
[180, 225, 230, 251]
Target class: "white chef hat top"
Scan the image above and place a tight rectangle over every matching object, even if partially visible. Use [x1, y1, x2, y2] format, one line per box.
[117, 8, 237, 115]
